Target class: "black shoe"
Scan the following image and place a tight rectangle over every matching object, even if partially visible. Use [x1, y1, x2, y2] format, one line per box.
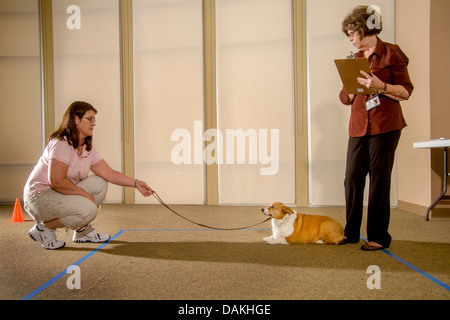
[338, 238, 359, 245]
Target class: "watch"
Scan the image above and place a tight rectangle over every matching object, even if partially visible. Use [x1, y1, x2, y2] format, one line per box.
[378, 82, 387, 95]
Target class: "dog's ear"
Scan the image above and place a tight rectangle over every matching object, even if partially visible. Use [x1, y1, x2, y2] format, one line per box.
[282, 206, 294, 215]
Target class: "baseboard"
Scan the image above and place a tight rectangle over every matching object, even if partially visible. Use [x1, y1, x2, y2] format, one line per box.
[398, 200, 450, 219]
[398, 201, 427, 216]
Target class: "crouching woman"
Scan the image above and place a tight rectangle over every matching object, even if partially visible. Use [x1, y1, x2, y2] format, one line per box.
[24, 101, 154, 249]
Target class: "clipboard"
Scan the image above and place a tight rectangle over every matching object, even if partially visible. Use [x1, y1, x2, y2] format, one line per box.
[334, 58, 377, 95]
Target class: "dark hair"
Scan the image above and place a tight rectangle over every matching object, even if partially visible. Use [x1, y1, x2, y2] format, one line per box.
[341, 5, 383, 39]
[49, 101, 97, 151]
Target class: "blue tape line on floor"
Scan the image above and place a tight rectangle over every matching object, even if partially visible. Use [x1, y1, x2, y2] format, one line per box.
[360, 236, 449, 291]
[22, 230, 124, 300]
[22, 231, 449, 299]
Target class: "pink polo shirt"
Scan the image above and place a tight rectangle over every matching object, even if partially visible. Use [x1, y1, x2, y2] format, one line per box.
[24, 137, 103, 197]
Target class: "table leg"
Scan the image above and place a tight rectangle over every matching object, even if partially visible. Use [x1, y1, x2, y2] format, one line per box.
[426, 147, 449, 221]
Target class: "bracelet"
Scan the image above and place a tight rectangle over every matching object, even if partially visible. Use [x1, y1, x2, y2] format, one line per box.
[379, 82, 387, 95]
[134, 179, 138, 188]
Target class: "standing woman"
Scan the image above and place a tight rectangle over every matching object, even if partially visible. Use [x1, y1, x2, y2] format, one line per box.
[338, 6, 414, 250]
[24, 101, 154, 249]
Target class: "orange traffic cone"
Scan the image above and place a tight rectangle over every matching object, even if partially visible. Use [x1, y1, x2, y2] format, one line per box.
[10, 198, 25, 223]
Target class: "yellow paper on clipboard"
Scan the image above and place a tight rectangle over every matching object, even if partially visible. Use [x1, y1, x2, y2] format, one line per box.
[334, 58, 377, 95]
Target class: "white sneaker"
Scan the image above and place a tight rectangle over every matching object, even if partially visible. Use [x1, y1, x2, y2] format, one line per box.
[73, 225, 110, 243]
[29, 222, 66, 250]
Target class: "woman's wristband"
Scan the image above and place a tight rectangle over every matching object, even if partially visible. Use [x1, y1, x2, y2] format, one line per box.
[134, 179, 138, 188]
[379, 82, 387, 94]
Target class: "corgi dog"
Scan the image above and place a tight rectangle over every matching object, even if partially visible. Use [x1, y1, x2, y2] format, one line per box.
[261, 202, 344, 245]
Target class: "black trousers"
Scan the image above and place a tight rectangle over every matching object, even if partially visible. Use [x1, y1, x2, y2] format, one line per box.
[344, 130, 401, 248]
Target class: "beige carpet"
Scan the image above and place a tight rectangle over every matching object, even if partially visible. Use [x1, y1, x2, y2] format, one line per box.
[0, 203, 449, 300]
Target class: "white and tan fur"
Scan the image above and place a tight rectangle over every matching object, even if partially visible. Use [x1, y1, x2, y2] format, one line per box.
[261, 202, 344, 245]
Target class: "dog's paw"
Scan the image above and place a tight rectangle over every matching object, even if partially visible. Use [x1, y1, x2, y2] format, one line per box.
[263, 236, 288, 245]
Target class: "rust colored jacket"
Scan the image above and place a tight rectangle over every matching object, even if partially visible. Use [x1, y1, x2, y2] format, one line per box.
[339, 38, 414, 137]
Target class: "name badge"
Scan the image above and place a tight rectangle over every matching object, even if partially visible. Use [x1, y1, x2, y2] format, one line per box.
[366, 94, 380, 111]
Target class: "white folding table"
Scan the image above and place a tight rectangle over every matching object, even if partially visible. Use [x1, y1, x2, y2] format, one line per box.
[413, 138, 450, 221]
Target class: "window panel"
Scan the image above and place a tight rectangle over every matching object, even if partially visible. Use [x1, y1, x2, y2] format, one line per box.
[52, 0, 122, 203]
[216, 0, 296, 204]
[133, 0, 205, 204]
[0, 0, 42, 202]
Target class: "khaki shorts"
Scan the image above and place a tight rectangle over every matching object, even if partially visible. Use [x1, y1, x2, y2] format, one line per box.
[24, 175, 108, 230]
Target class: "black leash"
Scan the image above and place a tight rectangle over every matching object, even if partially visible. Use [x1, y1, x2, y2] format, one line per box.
[152, 192, 270, 231]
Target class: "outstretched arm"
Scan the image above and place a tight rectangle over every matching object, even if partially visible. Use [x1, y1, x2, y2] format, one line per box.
[90, 159, 154, 197]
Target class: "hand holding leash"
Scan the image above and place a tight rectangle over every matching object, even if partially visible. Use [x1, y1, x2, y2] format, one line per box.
[135, 179, 154, 197]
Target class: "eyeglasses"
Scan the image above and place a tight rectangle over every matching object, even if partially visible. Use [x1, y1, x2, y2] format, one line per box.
[347, 30, 358, 39]
[83, 116, 96, 123]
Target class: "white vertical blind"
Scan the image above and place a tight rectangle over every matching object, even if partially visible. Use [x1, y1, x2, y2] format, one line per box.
[215, 0, 296, 204]
[52, 0, 123, 203]
[0, 0, 42, 202]
[133, 0, 205, 204]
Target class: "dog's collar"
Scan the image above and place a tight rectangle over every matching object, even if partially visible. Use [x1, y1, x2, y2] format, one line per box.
[274, 210, 297, 225]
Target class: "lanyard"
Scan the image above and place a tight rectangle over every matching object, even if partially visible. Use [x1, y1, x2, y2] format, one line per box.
[369, 55, 377, 98]
[370, 55, 376, 70]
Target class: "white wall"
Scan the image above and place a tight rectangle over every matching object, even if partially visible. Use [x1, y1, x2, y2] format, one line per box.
[307, 0, 396, 206]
